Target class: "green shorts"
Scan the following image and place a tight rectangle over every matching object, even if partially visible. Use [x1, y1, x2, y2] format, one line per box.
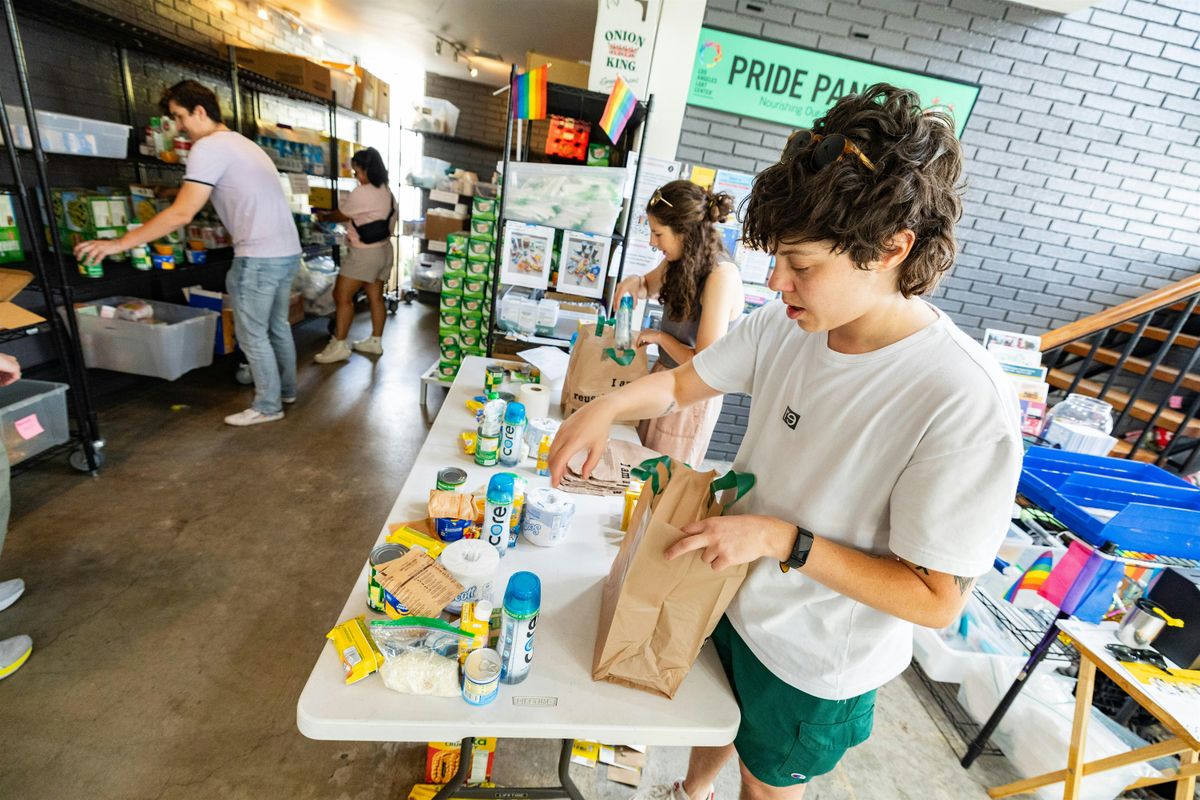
[711, 616, 875, 786]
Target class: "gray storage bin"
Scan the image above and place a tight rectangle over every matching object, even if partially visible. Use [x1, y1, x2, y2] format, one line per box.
[0, 380, 69, 465]
[71, 296, 219, 381]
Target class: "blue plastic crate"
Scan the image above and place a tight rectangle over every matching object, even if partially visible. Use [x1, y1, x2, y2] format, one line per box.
[1019, 446, 1200, 558]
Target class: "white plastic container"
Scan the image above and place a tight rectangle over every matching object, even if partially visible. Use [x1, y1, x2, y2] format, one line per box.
[912, 624, 1026, 684]
[3, 106, 130, 158]
[503, 163, 628, 236]
[0, 380, 69, 465]
[411, 97, 460, 135]
[70, 296, 218, 381]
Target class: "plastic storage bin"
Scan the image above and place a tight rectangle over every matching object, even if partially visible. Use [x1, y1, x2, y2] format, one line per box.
[71, 296, 218, 381]
[410, 97, 460, 135]
[502, 163, 629, 236]
[3, 106, 130, 158]
[0, 380, 69, 465]
[1020, 446, 1200, 558]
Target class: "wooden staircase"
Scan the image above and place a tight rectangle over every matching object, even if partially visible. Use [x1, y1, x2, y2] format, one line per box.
[1040, 273, 1200, 471]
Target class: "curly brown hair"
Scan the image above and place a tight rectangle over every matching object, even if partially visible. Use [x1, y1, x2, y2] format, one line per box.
[648, 180, 735, 321]
[741, 83, 964, 297]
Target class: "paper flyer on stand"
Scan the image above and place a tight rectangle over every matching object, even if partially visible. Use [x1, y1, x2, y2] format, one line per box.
[622, 152, 681, 277]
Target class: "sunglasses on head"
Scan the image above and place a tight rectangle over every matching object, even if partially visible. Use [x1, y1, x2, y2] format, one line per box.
[781, 129, 877, 172]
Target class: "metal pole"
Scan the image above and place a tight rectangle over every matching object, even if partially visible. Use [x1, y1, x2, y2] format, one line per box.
[1064, 331, 1105, 396]
[611, 94, 653, 312]
[1113, 299, 1195, 432]
[227, 45, 243, 134]
[486, 65, 516, 358]
[2, 0, 100, 470]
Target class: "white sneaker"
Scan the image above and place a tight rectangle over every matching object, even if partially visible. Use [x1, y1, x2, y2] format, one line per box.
[314, 337, 352, 364]
[224, 408, 284, 427]
[632, 782, 713, 800]
[352, 336, 384, 355]
[0, 635, 32, 680]
[0, 578, 25, 613]
[281, 395, 297, 405]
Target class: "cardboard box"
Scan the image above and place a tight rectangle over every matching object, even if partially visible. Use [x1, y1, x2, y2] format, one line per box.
[425, 211, 467, 243]
[235, 48, 332, 100]
[528, 51, 589, 89]
[321, 63, 389, 121]
[375, 80, 390, 123]
[183, 286, 236, 355]
[426, 739, 496, 785]
[0, 269, 44, 329]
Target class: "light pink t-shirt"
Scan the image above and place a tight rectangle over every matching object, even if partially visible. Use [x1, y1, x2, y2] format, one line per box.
[339, 182, 395, 249]
[184, 131, 300, 258]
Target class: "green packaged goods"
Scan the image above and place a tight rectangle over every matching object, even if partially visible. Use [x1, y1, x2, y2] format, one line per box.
[472, 196, 497, 219]
[460, 315, 482, 332]
[459, 331, 481, 349]
[464, 345, 487, 358]
[469, 219, 496, 240]
[467, 238, 493, 260]
[438, 324, 460, 340]
[461, 297, 485, 314]
[446, 232, 469, 256]
[465, 260, 491, 277]
[440, 310, 461, 327]
[0, 193, 24, 264]
[438, 361, 461, 379]
[587, 143, 612, 166]
[445, 256, 468, 273]
[439, 331, 461, 349]
[441, 344, 463, 362]
[442, 275, 464, 293]
[463, 279, 486, 300]
[440, 294, 462, 311]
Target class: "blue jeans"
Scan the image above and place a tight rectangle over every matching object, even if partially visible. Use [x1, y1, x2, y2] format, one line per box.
[227, 255, 301, 415]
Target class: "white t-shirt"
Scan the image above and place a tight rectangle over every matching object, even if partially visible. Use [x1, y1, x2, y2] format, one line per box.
[184, 131, 300, 258]
[340, 183, 395, 249]
[692, 301, 1022, 700]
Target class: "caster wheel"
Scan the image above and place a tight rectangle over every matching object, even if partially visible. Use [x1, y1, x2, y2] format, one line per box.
[235, 364, 253, 384]
[70, 446, 105, 473]
[386, 297, 400, 314]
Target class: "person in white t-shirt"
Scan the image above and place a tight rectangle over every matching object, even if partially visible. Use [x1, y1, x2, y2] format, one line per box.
[76, 80, 302, 428]
[549, 84, 1022, 800]
[312, 147, 396, 363]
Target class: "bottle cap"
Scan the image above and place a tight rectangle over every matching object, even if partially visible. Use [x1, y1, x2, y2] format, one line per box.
[473, 600, 494, 622]
[504, 401, 526, 425]
[504, 571, 541, 616]
[487, 473, 515, 504]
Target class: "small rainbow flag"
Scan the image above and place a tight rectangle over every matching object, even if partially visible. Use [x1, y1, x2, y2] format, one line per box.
[599, 75, 638, 144]
[512, 65, 548, 120]
[1004, 550, 1055, 602]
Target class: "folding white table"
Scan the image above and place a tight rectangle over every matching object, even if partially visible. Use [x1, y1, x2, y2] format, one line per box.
[298, 357, 740, 799]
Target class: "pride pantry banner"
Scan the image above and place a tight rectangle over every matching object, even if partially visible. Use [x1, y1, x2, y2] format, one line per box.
[688, 27, 979, 137]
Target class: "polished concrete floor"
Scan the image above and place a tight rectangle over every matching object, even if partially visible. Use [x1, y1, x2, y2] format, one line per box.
[0, 304, 1024, 799]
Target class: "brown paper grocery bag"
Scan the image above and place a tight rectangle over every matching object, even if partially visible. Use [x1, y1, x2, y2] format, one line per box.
[592, 457, 755, 698]
[561, 318, 649, 419]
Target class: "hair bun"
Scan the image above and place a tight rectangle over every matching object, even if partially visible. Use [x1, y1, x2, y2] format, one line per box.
[707, 191, 734, 223]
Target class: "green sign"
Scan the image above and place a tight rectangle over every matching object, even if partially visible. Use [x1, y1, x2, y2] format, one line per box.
[689, 27, 978, 137]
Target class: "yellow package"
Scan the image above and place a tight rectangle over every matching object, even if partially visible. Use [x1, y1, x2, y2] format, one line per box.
[461, 430, 477, 455]
[326, 615, 384, 685]
[386, 524, 448, 558]
[409, 783, 496, 800]
[466, 398, 485, 415]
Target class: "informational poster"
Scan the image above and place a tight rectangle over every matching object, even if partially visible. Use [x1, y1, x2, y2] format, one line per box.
[588, 0, 662, 96]
[622, 152, 681, 278]
[557, 231, 611, 299]
[688, 27, 979, 136]
[712, 168, 754, 215]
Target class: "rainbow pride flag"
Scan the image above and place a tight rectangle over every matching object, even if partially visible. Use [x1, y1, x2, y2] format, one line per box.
[1004, 550, 1055, 602]
[599, 75, 638, 144]
[512, 65, 548, 120]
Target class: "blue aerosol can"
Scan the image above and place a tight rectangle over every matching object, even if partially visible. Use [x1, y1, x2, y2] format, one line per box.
[499, 571, 541, 684]
[483, 473, 515, 559]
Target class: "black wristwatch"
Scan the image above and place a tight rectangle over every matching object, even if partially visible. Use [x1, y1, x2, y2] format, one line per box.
[780, 526, 815, 573]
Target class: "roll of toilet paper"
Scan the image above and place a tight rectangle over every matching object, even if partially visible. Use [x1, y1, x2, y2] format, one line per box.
[519, 383, 551, 420]
[522, 487, 576, 547]
[524, 416, 560, 452]
[439, 539, 501, 614]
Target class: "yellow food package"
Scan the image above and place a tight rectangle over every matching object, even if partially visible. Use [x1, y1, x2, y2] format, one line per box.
[409, 783, 496, 800]
[326, 615, 384, 685]
[460, 430, 477, 455]
[466, 398, 485, 415]
[386, 524, 448, 558]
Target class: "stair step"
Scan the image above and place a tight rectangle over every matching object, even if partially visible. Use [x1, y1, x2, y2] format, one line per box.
[1046, 368, 1200, 436]
[1113, 322, 1200, 350]
[1108, 438, 1161, 463]
[1062, 342, 1200, 392]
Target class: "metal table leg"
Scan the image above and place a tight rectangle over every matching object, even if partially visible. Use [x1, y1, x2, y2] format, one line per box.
[962, 610, 1069, 768]
[430, 738, 585, 800]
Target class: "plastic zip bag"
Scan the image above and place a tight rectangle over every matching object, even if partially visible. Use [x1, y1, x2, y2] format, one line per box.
[369, 617, 471, 697]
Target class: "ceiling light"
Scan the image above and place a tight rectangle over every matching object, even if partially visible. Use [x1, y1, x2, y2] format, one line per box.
[257, 5, 269, 20]
[312, 33, 323, 47]
[469, 65, 479, 77]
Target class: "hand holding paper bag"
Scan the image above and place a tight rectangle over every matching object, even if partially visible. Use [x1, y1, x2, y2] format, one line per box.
[592, 456, 755, 698]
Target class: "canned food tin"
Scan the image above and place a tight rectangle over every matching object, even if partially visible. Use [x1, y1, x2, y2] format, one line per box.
[437, 467, 468, 492]
[368, 543, 408, 612]
[462, 647, 502, 706]
[484, 364, 505, 392]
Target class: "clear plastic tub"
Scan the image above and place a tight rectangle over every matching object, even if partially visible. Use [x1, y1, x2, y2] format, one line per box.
[0, 380, 69, 465]
[69, 296, 218, 381]
[410, 97, 460, 136]
[502, 163, 629, 236]
[3, 106, 131, 158]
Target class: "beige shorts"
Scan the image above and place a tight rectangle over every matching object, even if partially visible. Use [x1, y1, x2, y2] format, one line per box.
[339, 242, 393, 283]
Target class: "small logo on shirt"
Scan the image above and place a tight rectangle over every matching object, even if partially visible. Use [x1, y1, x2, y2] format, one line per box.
[782, 405, 800, 429]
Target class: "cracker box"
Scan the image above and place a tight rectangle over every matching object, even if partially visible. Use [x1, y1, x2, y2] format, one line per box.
[446, 232, 469, 257]
[426, 739, 496, 785]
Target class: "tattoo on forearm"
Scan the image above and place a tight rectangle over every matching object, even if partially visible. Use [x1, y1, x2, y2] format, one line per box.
[954, 575, 974, 595]
[658, 401, 677, 417]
